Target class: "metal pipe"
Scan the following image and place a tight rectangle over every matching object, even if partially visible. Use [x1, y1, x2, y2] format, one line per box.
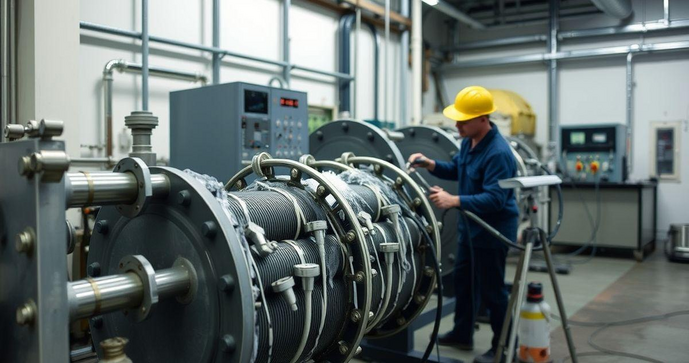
[548, 0, 559, 148]
[65, 172, 170, 208]
[8, 0, 15, 128]
[399, 0, 410, 126]
[80, 21, 352, 81]
[442, 34, 547, 52]
[626, 52, 633, 174]
[385, 0, 390, 122]
[67, 265, 190, 321]
[1, 0, 9, 142]
[353, 8, 360, 118]
[71, 157, 117, 166]
[282, 0, 291, 87]
[590, 0, 632, 20]
[441, 40, 689, 69]
[212, 0, 220, 84]
[141, 0, 149, 111]
[412, 0, 422, 124]
[428, 0, 485, 29]
[102, 59, 206, 159]
[558, 19, 689, 39]
[664, 0, 670, 25]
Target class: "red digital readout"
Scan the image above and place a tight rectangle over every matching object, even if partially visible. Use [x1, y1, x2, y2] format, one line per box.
[280, 97, 299, 108]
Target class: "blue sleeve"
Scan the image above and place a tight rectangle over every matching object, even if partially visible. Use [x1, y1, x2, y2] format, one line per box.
[460, 151, 515, 214]
[429, 158, 458, 181]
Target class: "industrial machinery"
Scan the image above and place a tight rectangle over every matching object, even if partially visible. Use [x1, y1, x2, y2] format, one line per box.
[170, 82, 309, 182]
[560, 124, 627, 183]
[1, 115, 440, 363]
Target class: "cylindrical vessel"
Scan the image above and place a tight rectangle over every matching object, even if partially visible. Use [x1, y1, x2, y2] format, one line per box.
[518, 282, 552, 363]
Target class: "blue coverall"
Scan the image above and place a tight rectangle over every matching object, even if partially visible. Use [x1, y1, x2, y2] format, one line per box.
[430, 122, 519, 349]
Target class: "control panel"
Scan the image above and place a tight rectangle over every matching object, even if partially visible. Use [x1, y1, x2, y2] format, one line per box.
[560, 124, 627, 183]
[170, 82, 308, 183]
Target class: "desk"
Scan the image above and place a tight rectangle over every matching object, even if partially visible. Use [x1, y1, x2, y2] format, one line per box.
[549, 181, 657, 261]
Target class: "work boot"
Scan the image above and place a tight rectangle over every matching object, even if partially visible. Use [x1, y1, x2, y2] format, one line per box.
[436, 331, 473, 351]
[473, 348, 503, 363]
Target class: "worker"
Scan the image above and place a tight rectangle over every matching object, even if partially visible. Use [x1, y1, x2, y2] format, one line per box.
[409, 86, 518, 363]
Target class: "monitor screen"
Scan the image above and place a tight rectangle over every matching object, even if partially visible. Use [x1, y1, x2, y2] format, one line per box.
[244, 90, 268, 114]
[570, 132, 585, 145]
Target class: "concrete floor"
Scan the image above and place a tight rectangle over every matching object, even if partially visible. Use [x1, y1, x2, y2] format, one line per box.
[355, 246, 689, 363]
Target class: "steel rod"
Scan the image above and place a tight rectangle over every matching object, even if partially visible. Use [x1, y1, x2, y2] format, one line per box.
[141, 0, 149, 111]
[282, 0, 291, 87]
[67, 266, 190, 321]
[212, 0, 220, 84]
[80, 21, 352, 81]
[548, 0, 559, 150]
[65, 172, 170, 208]
[626, 52, 634, 174]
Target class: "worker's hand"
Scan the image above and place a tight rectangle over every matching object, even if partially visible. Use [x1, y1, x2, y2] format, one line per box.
[408, 153, 435, 171]
[428, 186, 460, 209]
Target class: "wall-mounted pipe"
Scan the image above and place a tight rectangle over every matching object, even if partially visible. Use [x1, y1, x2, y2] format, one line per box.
[141, 0, 149, 111]
[338, 14, 380, 119]
[1, 0, 9, 142]
[399, 0, 410, 126]
[442, 19, 689, 52]
[590, 0, 632, 20]
[412, 0, 422, 124]
[626, 52, 633, 174]
[80, 21, 354, 82]
[212, 0, 220, 84]
[547, 0, 559, 149]
[440, 40, 689, 70]
[282, 0, 291, 87]
[102, 59, 207, 159]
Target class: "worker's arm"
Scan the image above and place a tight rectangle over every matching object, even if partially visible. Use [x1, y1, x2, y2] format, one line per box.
[459, 152, 515, 214]
[428, 157, 459, 181]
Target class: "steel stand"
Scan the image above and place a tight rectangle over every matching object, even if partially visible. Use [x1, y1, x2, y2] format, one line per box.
[495, 193, 578, 363]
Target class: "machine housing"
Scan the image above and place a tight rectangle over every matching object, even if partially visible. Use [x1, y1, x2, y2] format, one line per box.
[170, 82, 308, 182]
[560, 124, 627, 183]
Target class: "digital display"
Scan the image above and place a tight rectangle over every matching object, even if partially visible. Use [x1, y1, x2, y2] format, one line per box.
[592, 133, 607, 143]
[570, 132, 585, 145]
[244, 90, 268, 114]
[280, 97, 299, 108]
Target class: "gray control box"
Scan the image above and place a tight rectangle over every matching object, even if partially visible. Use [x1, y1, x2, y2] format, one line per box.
[170, 82, 308, 182]
[560, 124, 627, 182]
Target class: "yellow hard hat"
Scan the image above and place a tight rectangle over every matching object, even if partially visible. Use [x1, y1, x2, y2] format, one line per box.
[443, 86, 497, 122]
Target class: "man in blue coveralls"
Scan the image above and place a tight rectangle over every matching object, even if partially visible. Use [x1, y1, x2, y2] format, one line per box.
[409, 86, 518, 363]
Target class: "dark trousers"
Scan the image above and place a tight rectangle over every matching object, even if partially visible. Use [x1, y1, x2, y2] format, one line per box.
[452, 242, 508, 350]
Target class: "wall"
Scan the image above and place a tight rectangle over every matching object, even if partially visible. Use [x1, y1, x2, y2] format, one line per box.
[79, 0, 407, 162]
[431, 0, 689, 236]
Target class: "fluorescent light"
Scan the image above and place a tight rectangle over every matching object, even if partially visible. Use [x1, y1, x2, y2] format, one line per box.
[422, 0, 439, 6]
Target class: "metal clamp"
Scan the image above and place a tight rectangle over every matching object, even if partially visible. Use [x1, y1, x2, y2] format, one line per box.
[114, 157, 152, 218]
[251, 152, 272, 178]
[5, 119, 63, 140]
[118, 255, 159, 322]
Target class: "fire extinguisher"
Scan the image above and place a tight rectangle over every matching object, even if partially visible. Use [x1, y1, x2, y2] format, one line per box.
[518, 282, 552, 363]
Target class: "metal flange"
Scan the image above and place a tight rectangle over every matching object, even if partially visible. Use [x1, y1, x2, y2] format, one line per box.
[114, 157, 152, 218]
[118, 255, 158, 322]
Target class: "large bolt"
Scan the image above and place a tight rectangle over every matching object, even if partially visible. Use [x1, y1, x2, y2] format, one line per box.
[16, 300, 37, 326]
[218, 275, 235, 293]
[15, 228, 35, 255]
[220, 334, 236, 353]
[202, 221, 217, 239]
[338, 341, 349, 355]
[95, 220, 109, 234]
[177, 190, 191, 206]
[88, 262, 101, 277]
[100, 337, 129, 360]
[350, 309, 362, 323]
[396, 316, 407, 326]
[18, 156, 32, 177]
[345, 231, 356, 243]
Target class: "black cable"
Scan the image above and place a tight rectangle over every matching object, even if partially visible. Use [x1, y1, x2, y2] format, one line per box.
[408, 214, 443, 363]
[459, 211, 476, 349]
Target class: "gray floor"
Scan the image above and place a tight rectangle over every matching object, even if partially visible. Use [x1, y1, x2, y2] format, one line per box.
[355, 246, 689, 363]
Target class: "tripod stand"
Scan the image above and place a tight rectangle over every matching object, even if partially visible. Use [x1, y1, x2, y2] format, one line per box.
[494, 191, 578, 363]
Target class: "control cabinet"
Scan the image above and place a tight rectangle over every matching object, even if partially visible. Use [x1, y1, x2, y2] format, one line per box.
[560, 124, 627, 182]
[170, 82, 308, 182]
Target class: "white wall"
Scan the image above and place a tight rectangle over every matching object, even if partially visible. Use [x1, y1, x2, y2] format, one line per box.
[79, 0, 406, 161]
[433, 0, 689, 236]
